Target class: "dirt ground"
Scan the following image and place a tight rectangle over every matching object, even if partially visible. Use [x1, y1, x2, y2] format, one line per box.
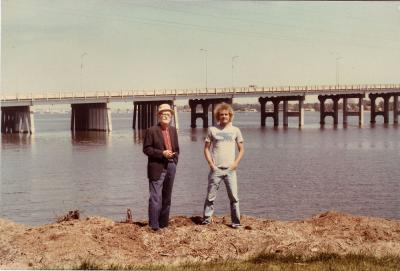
[1, 211, 399, 269]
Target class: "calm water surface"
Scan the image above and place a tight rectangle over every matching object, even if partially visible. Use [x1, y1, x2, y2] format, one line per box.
[1, 112, 399, 225]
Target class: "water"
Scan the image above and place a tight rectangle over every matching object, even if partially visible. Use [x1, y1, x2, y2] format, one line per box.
[1, 112, 399, 225]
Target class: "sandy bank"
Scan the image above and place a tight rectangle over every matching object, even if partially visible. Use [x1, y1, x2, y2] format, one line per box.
[0, 211, 399, 269]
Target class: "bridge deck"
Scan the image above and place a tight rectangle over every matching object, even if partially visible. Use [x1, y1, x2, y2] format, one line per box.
[1, 84, 400, 107]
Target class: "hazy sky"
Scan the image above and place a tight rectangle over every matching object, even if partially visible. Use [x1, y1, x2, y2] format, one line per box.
[2, 0, 400, 95]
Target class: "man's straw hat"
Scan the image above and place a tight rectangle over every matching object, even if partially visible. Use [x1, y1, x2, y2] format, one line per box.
[158, 103, 174, 115]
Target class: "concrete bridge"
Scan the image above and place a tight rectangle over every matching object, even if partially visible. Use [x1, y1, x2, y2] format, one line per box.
[1, 84, 399, 133]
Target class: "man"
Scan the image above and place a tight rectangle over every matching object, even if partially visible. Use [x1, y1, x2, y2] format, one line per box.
[202, 102, 245, 228]
[143, 103, 179, 231]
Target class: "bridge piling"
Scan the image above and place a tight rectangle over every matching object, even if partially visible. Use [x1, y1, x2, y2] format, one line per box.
[259, 97, 279, 127]
[318, 95, 339, 126]
[148, 103, 152, 128]
[333, 97, 339, 125]
[342, 94, 365, 126]
[320, 94, 365, 126]
[370, 94, 377, 124]
[142, 103, 146, 129]
[189, 100, 209, 128]
[260, 99, 266, 127]
[394, 95, 399, 124]
[272, 99, 280, 127]
[1, 106, 34, 134]
[384, 95, 390, 124]
[189, 98, 232, 128]
[144, 103, 148, 129]
[299, 99, 305, 127]
[173, 104, 180, 130]
[260, 96, 304, 127]
[132, 103, 137, 129]
[282, 97, 305, 127]
[133, 100, 175, 130]
[283, 100, 288, 126]
[107, 107, 112, 131]
[343, 98, 348, 125]
[369, 93, 394, 124]
[319, 97, 325, 125]
[359, 98, 364, 126]
[71, 103, 111, 132]
[137, 104, 142, 130]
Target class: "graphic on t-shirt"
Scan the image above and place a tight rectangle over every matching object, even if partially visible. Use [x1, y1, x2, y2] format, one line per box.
[215, 132, 234, 141]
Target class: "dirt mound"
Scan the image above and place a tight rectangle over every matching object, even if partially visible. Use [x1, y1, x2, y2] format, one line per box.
[0, 211, 399, 269]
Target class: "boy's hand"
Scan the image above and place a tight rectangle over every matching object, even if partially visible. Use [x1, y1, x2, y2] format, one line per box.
[229, 162, 238, 171]
[209, 164, 218, 171]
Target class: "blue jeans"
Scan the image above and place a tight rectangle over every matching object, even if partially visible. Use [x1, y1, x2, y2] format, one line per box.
[203, 168, 241, 225]
[148, 162, 176, 230]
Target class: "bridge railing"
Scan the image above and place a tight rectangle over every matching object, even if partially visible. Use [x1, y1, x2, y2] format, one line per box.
[1, 84, 399, 102]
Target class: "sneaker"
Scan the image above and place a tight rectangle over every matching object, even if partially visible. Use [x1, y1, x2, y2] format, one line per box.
[201, 219, 212, 225]
[231, 223, 243, 229]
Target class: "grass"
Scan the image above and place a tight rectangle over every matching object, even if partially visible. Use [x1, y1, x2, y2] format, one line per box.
[70, 252, 400, 271]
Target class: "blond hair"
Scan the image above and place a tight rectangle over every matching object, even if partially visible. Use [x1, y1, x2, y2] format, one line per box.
[214, 102, 234, 122]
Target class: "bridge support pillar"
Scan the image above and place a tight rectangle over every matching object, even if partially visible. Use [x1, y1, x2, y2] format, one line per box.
[318, 95, 340, 126]
[369, 93, 393, 124]
[133, 100, 176, 130]
[394, 94, 399, 124]
[343, 98, 348, 125]
[283, 97, 305, 127]
[1, 106, 34, 134]
[260, 96, 304, 127]
[259, 97, 279, 127]
[383, 96, 390, 124]
[173, 104, 179, 130]
[299, 99, 305, 127]
[370, 94, 377, 124]
[71, 103, 112, 132]
[359, 97, 365, 125]
[342, 94, 365, 126]
[189, 98, 232, 128]
[283, 101, 288, 126]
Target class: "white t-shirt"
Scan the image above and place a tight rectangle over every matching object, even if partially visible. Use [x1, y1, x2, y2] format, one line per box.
[205, 123, 244, 167]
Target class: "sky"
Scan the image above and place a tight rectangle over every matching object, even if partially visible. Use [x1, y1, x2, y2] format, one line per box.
[2, 0, 400, 97]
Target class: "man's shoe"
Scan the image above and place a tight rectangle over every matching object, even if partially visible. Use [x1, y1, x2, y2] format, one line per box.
[201, 220, 212, 225]
[231, 223, 243, 229]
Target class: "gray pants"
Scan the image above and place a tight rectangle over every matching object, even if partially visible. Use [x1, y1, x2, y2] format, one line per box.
[148, 162, 176, 230]
[203, 168, 241, 225]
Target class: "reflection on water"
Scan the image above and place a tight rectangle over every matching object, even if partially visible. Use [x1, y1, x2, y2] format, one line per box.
[133, 130, 146, 144]
[369, 123, 394, 129]
[1, 134, 34, 146]
[189, 128, 208, 142]
[71, 131, 111, 145]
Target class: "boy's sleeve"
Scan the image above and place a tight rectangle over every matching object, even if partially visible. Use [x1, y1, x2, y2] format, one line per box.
[205, 128, 212, 143]
[236, 128, 244, 143]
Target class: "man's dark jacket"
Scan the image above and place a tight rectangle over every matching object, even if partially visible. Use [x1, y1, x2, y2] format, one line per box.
[143, 124, 179, 181]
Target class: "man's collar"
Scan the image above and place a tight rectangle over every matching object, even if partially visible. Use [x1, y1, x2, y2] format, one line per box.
[158, 123, 169, 130]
